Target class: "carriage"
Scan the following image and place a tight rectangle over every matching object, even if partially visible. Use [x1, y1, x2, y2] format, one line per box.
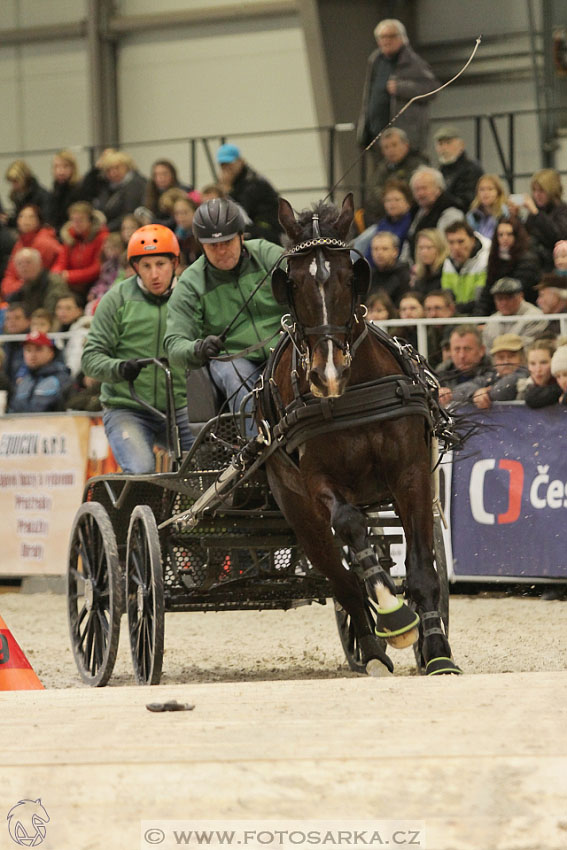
[66, 194, 457, 687]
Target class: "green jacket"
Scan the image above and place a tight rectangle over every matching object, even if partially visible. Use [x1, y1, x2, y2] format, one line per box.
[164, 239, 284, 369]
[81, 274, 188, 411]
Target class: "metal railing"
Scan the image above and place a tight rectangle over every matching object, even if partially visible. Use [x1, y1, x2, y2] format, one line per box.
[371, 311, 567, 362]
[430, 105, 567, 192]
[0, 123, 362, 206]
[3, 310, 566, 367]
[1, 104, 566, 203]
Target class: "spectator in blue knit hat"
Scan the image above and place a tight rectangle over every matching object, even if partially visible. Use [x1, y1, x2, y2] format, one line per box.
[216, 144, 283, 245]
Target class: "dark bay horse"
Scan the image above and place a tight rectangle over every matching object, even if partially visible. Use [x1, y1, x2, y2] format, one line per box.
[259, 193, 461, 676]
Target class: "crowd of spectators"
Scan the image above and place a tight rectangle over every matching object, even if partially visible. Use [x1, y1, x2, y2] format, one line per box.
[352, 16, 567, 412]
[354, 138, 567, 410]
[2, 24, 567, 423]
[356, 145, 567, 410]
[0, 143, 282, 415]
[352, 16, 567, 413]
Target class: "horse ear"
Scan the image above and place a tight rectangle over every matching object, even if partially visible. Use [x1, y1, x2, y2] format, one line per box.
[334, 193, 354, 241]
[352, 257, 370, 302]
[278, 197, 302, 241]
[271, 266, 290, 305]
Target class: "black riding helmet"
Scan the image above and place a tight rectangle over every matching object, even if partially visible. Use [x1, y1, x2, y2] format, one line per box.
[192, 197, 246, 243]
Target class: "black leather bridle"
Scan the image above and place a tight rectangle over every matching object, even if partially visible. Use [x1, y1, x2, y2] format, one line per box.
[271, 213, 371, 371]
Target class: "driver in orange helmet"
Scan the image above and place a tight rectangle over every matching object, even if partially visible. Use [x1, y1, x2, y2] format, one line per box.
[82, 223, 194, 474]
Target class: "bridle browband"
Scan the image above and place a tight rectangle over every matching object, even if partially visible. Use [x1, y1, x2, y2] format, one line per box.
[286, 236, 350, 253]
[274, 213, 369, 372]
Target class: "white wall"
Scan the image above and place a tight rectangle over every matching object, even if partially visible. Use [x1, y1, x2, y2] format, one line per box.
[0, 0, 551, 212]
[116, 15, 325, 206]
[418, 0, 544, 191]
[0, 1, 326, 212]
[3, 0, 85, 27]
[0, 0, 90, 207]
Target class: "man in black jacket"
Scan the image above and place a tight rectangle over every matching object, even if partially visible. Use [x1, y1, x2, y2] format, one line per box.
[367, 231, 410, 305]
[357, 18, 439, 154]
[407, 166, 464, 258]
[434, 125, 484, 212]
[216, 144, 282, 245]
[364, 128, 428, 222]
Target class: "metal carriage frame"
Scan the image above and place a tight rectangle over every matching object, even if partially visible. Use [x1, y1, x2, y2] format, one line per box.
[66, 359, 450, 687]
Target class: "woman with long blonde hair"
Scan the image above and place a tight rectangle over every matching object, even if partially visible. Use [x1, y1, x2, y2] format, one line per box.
[508, 168, 567, 270]
[46, 149, 83, 234]
[412, 228, 449, 296]
[467, 173, 508, 240]
[4, 159, 49, 227]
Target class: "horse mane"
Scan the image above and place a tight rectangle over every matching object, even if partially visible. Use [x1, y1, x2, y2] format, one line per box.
[285, 201, 343, 246]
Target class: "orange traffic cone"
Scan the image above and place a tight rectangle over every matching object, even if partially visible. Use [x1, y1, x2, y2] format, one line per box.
[0, 614, 44, 690]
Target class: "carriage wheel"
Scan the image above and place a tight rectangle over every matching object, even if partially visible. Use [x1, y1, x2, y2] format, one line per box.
[126, 505, 164, 685]
[334, 548, 386, 674]
[335, 596, 381, 674]
[433, 512, 450, 632]
[67, 502, 122, 687]
[413, 511, 450, 672]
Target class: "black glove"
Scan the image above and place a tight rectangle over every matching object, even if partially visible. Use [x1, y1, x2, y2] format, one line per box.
[194, 335, 223, 363]
[118, 359, 143, 382]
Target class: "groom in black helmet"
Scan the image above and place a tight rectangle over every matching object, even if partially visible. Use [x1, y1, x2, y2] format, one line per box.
[164, 197, 284, 430]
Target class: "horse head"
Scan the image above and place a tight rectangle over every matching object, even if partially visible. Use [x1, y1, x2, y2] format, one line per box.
[273, 193, 370, 398]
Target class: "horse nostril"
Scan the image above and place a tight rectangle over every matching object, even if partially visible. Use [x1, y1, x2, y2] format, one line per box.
[308, 368, 324, 389]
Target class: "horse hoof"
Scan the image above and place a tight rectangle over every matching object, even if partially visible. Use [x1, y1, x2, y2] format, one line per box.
[366, 658, 393, 678]
[425, 656, 462, 676]
[375, 601, 420, 649]
[386, 625, 420, 650]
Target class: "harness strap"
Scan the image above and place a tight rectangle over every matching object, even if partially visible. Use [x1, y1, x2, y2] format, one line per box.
[273, 376, 431, 454]
[421, 610, 445, 638]
[362, 565, 390, 582]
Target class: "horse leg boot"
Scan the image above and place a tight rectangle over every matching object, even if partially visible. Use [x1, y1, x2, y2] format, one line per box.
[264, 466, 393, 675]
[300, 528, 394, 676]
[331, 502, 419, 651]
[401, 512, 461, 675]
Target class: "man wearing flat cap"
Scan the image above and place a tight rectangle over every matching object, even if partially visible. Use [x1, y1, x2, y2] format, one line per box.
[471, 333, 529, 409]
[482, 276, 548, 351]
[434, 125, 484, 212]
[216, 144, 282, 245]
[535, 272, 567, 336]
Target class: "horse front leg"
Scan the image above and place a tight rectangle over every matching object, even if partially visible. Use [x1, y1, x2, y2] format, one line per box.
[265, 463, 393, 674]
[394, 466, 462, 676]
[324, 486, 419, 652]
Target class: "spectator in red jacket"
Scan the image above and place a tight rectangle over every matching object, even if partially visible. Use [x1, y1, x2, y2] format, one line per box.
[52, 202, 109, 303]
[1, 205, 62, 299]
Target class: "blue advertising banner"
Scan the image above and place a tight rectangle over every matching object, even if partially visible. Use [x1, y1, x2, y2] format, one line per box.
[450, 404, 567, 579]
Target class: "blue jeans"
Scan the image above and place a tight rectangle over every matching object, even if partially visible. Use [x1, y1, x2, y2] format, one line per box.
[208, 358, 263, 436]
[103, 406, 195, 474]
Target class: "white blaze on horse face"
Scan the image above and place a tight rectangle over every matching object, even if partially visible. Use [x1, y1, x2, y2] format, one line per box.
[317, 281, 340, 394]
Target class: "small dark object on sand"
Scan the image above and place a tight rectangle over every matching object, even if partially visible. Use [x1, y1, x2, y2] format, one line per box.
[146, 700, 195, 712]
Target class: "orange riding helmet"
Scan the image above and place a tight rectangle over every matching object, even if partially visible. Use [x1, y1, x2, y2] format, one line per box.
[127, 224, 180, 263]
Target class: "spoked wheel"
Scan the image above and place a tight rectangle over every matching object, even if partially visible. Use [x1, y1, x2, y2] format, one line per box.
[413, 512, 450, 672]
[67, 502, 122, 687]
[335, 595, 381, 674]
[126, 505, 164, 685]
